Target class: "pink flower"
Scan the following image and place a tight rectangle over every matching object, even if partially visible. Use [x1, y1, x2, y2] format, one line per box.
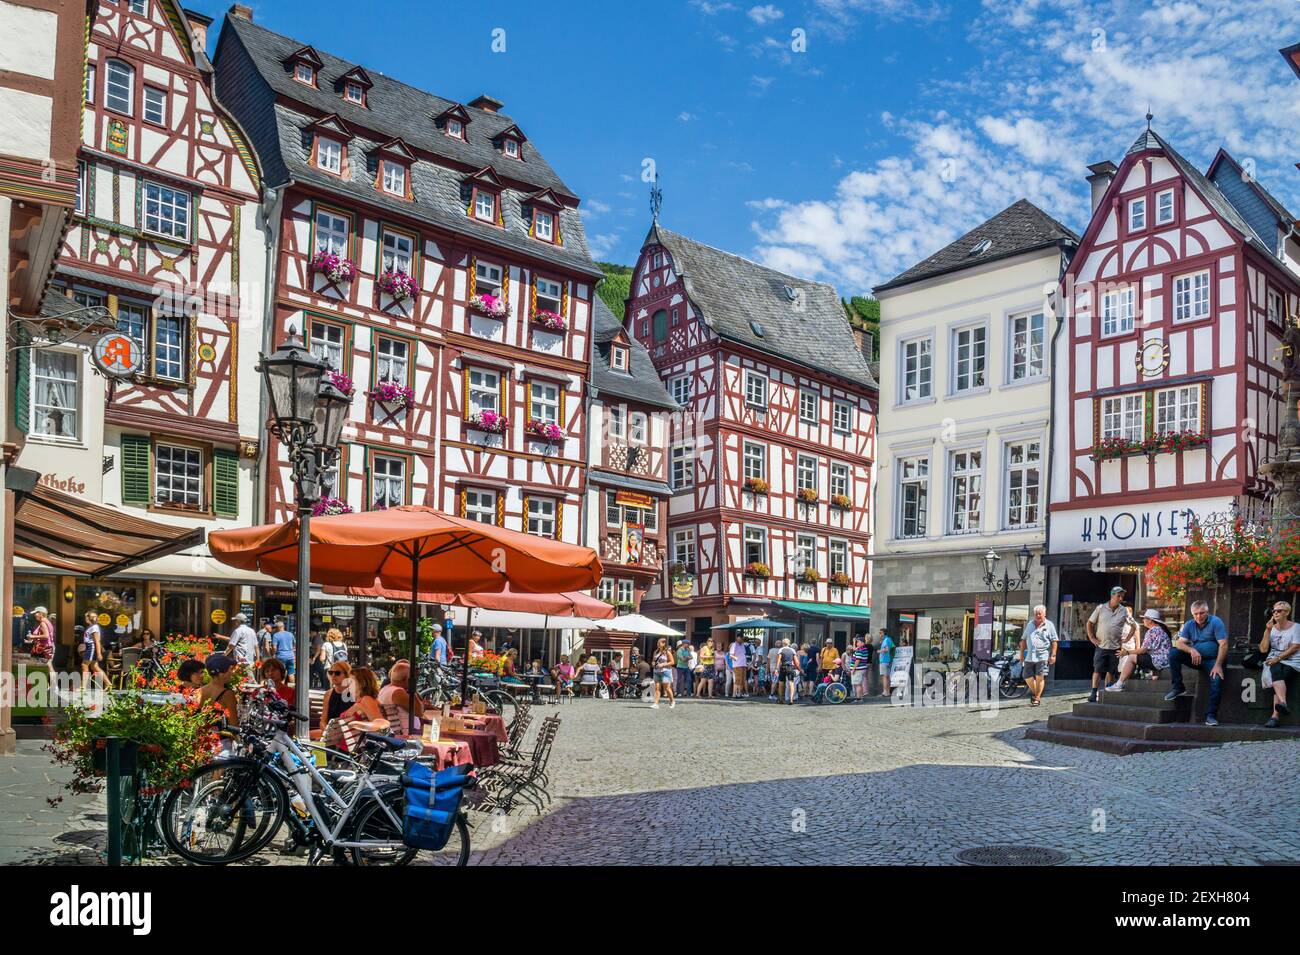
[377, 269, 417, 302]
[469, 292, 508, 318]
[310, 250, 356, 284]
[533, 309, 566, 332]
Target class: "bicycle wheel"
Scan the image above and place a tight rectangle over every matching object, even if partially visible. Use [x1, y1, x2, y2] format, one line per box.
[824, 682, 847, 704]
[1000, 674, 1028, 700]
[483, 688, 517, 725]
[160, 760, 287, 865]
[348, 797, 470, 866]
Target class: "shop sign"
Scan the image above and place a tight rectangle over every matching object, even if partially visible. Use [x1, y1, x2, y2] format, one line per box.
[615, 491, 655, 510]
[97, 613, 111, 626]
[115, 614, 130, 628]
[671, 575, 694, 606]
[280, 604, 293, 613]
[94, 332, 144, 378]
[39, 473, 86, 495]
[210, 608, 227, 625]
[1049, 497, 1235, 555]
[13, 606, 24, 618]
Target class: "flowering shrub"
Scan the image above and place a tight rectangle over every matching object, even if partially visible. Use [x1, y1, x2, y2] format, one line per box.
[745, 561, 771, 578]
[744, 477, 770, 495]
[326, 370, 355, 397]
[469, 292, 507, 318]
[310, 250, 356, 284]
[533, 309, 566, 332]
[313, 496, 353, 516]
[829, 571, 852, 586]
[526, 419, 563, 442]
[830, 493, 852, 509]
[796, 487, 818, 504]
[468, 410, 508, 434]
[798, 567, 820, 583]
[377, 269, 417, 301]
[367, 380, 415, 409]
[1144, 519, 1299, 603]
[1091, 436, 1142, 460]
[1145, 431, 1208, 454]
[472, 650, 505, 677]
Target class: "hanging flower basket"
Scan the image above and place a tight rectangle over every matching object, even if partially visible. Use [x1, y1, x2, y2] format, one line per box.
[468, 410, 508, 434]
[744, 477, 770, 495]
[377, 269, 417, 302]
[525, 419, 563, 442]
[830, 493, 852, 510]
[326, 370, 355, 398]
[798, 568, 820, 584]
[310, 250, 356, 284]
[796, 487, 819, 504]
[532, 310, 567, 332]
[469, 293, 508, 319]
[745, 561, 771, 579]
[313, 496, 353, 517]
[366, 380, 414, 410]
[829, 571, 852, 587]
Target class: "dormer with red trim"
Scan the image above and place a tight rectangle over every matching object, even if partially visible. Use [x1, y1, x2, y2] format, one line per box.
[495, 123, 527, 161]
[304, 114, 352, 177]
[523, 188, 563, 244]
[369, 137, 416, 199]
[335, 66, 373, 108]
[462, 165, 504, 226]
[434, 104, 470, 141]
[284, 45, 323, 87]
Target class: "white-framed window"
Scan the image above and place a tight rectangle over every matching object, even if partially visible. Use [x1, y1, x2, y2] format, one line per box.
[1155, 384, 1201, 434]
[446, 118, 463, 139]
[670, 444, 694, 490]
[527, 497, 556, 538]
[897, 456, 928, 539]
[530, 380, 560, 424]
[670, 375, 691, 406]
[1155, 188, 1175, 225]
[828, 539, 848, 577]
[596, 579, 615, 603]
[671, 528, 696, 574]
[309, 320, 345, 372]
[743, 441, 766, 480]
[85, 63, 95, 104]
[1128, 196, 1146, 231]
[796, 454, 817, 492]
[381, 229, 412, 274]
[104, 59, 133, 114]
[952, 324, 987, 392]
[1101, 286, 1135, 336]
[1101, 393, 1145, 442]
[900, 336, 932, 402]
[128, 0, 147, 13]
[832, 399, 852, 434]
[1268, 288, 1285, 326]
[465, 488, 496, 525]
[73, 289, 105, 310]
[1173, 270, 1210, 322]
[473, 191, 497, 222]
[474, 260, 503, 297]
[152, 314, 184, 380]
[75, 161, 87, 215]
[294, 61, 314, 85]
[31, 350, 80, 440]
[535, 277, 562, 315]
[744, 370, 767, 409]
[611, 346, 629, 372]
[143, 86, 166, 125]
[314, 208, 349, 256]
[344, 81, 364, 104]
[375, 336, 408, 384]
[1009, 311, 1045, 381]
[948, 449, 982, 535]
[316, 137, 342, 174]
[381, 161, 406, 196]
[607, 404, 626, 439]
[799, 389, 819, 424]
[371, 454, 406, 509]
[1004, 439, 1041, 529]
[155, 443, 202, 509]
[795, 534, 816, 574]
[629, 411, 647, 444]
[142, 181, 189, 240]
[652, 252, 662, 269]
[468, 368, 500, 415]
[116, 301, 147, 354]
[743, 526, 767, 566]
[504, 138, 520, 159]
[830, 462, 849, 499]
[617, 580, 634, 605]
[533, 210, 554, 241]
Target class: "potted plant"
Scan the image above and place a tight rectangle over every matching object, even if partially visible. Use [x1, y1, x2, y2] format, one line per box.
[525, 419, 563, 442]
[377, 269, 417, 302]
[467, 410, 509, 434]
[745, 561, 771, 579]
[533, 309, 567, 332]
[326, 370, 355, 398]
[469, 292, 508, 318]
[310, 250, 356, 284]
[744, 477, 770, 495]
[829, 571, 852, 587]
[366, 379, 415, 411]
[1090, 436, 1142, 461]
[830, 493, 852, 509]
[796, 487, 819, 504]
[313, 496, 353, 516]
[798, 567, 820, 584]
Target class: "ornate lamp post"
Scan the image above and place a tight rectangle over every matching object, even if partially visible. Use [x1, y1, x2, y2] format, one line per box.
[982, 545, 1034, 656]
[258, 328, 349, 737]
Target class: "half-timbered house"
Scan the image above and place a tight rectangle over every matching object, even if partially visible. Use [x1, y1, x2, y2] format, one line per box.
[632, 223, 878, 652]
[212, 8, 603, 639]
[1047, 125, 1300, 671]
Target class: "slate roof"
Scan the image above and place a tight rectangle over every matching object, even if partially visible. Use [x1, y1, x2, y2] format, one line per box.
[875, 199, 1078, 293]
[647, 225, 878, 389]
[212, 13, 601, 279]
[591, 297, 678, 410]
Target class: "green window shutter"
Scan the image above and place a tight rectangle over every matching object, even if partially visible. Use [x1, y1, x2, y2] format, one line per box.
[13, 347, 30, 435]
[120, 434, 151, 507]
[213, 448, 239, 518]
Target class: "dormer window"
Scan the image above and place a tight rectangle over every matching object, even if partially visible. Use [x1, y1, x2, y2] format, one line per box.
[317, 137, 342, 174]
[533, 210, 554, 242]
[295, 62, 315, 85]
[344, 81, 364, 104]
[503, 138, 519, 159]
[473, 191, 497, 222]
[611, 345, 629, 372]
[447, 118, 464, 139]
[381, 160, 406, 196]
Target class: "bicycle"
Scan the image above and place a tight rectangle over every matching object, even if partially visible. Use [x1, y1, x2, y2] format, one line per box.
[418, 659, 517, 724]
[159, 688, 471, 866]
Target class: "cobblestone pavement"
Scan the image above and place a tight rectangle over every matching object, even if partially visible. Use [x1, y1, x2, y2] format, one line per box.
[6, 685, 1298, 865]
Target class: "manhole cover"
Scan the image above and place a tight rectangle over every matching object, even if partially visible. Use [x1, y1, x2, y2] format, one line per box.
[955, 845, 1068, 866]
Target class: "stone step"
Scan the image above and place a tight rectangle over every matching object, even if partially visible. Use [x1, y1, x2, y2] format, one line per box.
[1023, 726, 1217, 755]
[1096, 686, 1194, 707]
[1048, 714, 1300, 743]
[1072, 701, 1182, 723]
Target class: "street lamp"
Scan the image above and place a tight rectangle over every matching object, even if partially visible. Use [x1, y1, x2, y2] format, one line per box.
[258, 327, 347, 738]
[982, 545, 1034, 657]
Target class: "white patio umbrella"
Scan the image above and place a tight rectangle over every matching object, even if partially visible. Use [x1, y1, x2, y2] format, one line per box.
[579, 614, 684, 637]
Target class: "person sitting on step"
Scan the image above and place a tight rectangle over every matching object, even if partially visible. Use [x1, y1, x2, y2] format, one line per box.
[1259, 601, 1300, 729]
[1165, 600, 1228, 727]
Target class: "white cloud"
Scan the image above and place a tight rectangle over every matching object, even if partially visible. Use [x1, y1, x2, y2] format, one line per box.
[587, 232, 621, 260]
[691, 0, 739, 14]
[748, 4, 784, 24]
[677, 111, 696, 122]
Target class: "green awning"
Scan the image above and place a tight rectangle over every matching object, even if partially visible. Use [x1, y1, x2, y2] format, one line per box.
[773, 600, 871, 620]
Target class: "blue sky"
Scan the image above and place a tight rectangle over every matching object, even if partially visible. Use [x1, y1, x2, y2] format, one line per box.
[202, 0, 1300, 295]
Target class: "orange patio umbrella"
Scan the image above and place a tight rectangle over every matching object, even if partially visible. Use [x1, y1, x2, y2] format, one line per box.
[324, 581, 616, 619]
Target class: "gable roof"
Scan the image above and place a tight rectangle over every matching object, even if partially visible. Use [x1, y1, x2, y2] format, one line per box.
[875, 198, 1078, 293]
[648, 225, 877, 389]
[590, 297, 678, 410]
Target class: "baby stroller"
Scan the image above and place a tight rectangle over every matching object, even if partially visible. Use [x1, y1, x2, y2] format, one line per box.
[812, 666, 848, 705]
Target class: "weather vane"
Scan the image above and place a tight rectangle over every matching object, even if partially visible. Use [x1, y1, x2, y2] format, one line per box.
[649, 173, 663, 223]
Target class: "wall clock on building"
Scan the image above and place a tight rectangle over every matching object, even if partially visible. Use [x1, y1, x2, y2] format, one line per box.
[1136, 338, 1169, 377]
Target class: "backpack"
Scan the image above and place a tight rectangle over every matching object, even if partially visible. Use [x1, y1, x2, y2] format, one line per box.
[330, 641, 349, 664]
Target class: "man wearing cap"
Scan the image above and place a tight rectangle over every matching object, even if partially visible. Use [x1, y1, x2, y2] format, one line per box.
[1018, 604, 1057, 706]
[226, 613, 258, 667]
[1085, 586, 1136, 703]
[1166, 600, 1228, 726]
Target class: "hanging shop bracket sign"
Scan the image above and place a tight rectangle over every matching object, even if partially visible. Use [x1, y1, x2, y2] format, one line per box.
[614, 491, 655, 510]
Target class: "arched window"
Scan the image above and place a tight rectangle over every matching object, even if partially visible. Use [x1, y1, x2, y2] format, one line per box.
[105, 59, 134, 115]
[652, 309, 668, 343]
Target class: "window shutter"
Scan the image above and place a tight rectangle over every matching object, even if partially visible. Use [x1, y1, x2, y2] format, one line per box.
[13, 347, 30, 434]
[213, 448, 240, 518]
[121, 434, 151, 506]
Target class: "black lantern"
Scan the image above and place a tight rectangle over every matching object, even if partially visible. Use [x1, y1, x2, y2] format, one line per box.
[1016, 544, 1033, 579]
[259, 328, 326, 432]
[982, 549, 999, 580]
[313, 380, 352, 452]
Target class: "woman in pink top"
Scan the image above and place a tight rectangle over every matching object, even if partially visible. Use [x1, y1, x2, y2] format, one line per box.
[552, 655, 576, 698]
[729, 638, 748, 698]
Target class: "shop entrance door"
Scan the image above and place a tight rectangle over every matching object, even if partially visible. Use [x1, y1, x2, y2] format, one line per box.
[162, 591, 204, 638]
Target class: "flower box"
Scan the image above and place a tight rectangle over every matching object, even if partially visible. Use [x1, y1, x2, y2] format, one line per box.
[798, 568, 820, 584]
[796, 487, 819, 504]
[829, 571, 852, 587]
[377, 269, 417, 302]
[467, 411, 508, 435]
[326, 370, 355, 398]
[525, 419, 563, 442]
[1090, 436, 1143, 461]
[1145, 431, 1208, 454]
[532, 310, 567, 332]
[366, 380, 414, 411]
[744, 477, 770, 495]
[469, 292, 508, 319]
[745, 561, 771, 579]
[313, 496, 353, 517]
[310, 250, 356, 284]
[830, 494, 852, 509]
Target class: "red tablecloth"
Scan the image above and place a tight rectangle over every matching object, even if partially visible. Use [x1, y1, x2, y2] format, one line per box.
[420, 738, 473, 770]
[448, 709, 508, 743]
[439, 728, 499, 767]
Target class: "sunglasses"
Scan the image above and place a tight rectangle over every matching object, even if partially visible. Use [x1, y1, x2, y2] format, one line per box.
[329, 670, 347, 677]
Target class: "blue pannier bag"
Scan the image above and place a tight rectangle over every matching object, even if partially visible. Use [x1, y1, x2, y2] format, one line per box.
[401, 762, 471, 850]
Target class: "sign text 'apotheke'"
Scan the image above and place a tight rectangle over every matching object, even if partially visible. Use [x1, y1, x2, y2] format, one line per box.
[39, 473, 85, 495]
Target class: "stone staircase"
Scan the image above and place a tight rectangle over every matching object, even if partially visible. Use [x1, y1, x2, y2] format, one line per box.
[1024, 673, 1300, 755]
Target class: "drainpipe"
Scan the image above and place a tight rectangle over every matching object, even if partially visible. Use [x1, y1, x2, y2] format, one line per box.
[1043, 248, 1070, 627]
[253, 182, 288, 527]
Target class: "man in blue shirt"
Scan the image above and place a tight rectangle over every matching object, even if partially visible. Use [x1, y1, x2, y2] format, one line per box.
[1165, 600, 1228, 726]
[429, 626, 449, 665]
[272, 619, 297, 677]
